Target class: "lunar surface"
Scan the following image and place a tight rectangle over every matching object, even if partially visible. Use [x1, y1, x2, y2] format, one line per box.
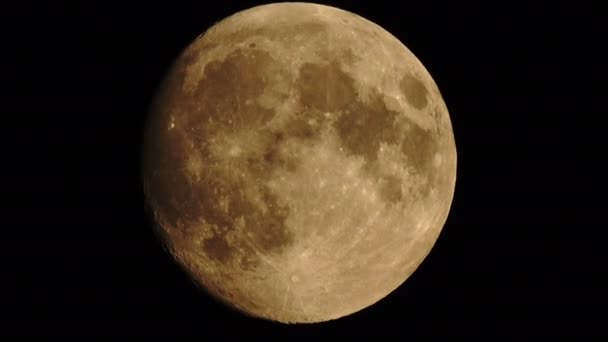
[142, 2, 457, 323]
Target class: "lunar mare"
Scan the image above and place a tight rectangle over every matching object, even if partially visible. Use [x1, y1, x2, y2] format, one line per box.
[142, 2, 456, 323]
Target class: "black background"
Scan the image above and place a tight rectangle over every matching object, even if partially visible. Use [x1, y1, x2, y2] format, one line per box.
[12, 0, 602, 339]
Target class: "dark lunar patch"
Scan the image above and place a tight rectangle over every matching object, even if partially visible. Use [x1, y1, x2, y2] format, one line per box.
[202, 234, 232, 263]
[400, 121, 437, 198]
[195, 178, 294, 264]
[294, 58, 400, 165]
[246, 155, 269, 178]
[250, 188, 293, 251]
[401, 122, 435, 173]
[186, 48, 282, 133]
[378, 175, 403, 203]
[334, 88, 400, 164]
[400, 74, 428, 110]
[282, 118, 316, 140]
[340, 48, 358, 65]
[239, 185, 294, 254]
[297, 61, 358, 112]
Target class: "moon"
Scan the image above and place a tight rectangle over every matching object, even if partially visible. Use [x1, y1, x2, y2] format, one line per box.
[142, 2, 457, 323]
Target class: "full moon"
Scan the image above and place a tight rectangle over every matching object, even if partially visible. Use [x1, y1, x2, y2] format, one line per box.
[142, 2, 456, 323]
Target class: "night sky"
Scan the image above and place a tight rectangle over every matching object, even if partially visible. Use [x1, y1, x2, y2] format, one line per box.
[12, 1, 601, 338]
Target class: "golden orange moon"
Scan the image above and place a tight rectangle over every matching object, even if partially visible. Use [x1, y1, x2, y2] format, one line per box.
[142, 2, 457, 323]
